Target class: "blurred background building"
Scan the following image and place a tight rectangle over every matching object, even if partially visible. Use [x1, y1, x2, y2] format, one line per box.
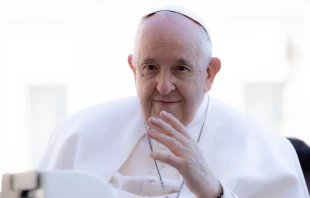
[0, 0, 309, 186]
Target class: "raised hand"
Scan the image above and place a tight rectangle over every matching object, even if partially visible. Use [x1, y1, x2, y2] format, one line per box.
[146, 111, 223, 198]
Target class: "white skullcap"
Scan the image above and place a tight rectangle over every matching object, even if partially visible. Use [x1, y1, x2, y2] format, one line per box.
[141, 5, 212, 45]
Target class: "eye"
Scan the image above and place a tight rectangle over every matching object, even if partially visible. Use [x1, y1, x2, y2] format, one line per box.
[143, 65, 158, 71]
[142, 64, 159, 77]
[174, 65, 190, 72]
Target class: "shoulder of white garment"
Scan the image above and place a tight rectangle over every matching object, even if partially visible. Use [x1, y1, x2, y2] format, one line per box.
[52, 96, 140, 137]
[210, 97, 282, 140]
[207, 97, 309, 197]
[209, 97, 295, 161]
[36, 95, 141, 170]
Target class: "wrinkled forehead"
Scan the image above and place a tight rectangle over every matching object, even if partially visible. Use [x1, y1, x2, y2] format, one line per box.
[140, 5, 212, 46]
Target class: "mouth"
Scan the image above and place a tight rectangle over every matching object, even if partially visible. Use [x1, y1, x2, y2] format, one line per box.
[153, 100, 181, 105]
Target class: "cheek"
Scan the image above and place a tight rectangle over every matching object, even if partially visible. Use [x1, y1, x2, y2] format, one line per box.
[136, 78, 156, 98]
[177, 77, 199, 93]
[176, 78, 204, 102]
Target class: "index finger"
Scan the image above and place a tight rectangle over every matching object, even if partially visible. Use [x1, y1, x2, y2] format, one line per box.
[159, 111, 191, 139]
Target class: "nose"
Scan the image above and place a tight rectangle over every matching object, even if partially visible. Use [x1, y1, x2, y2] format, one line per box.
[156, 71, 176, 95]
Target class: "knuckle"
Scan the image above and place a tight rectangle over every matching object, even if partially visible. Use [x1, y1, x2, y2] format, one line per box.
[176, 123, 185, 131]
[152, 152, 158, 159]
[168, 137, 176, 145]
[171, 129, 181, 139]
[183, 159, 194, 169]
[166, 155, 173, 163]
[169, 128, 177, 136]
[180, 145, 187, 153]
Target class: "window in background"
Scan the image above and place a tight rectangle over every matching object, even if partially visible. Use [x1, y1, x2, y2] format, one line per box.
[244, 83, 284, 132]
[29, 86, 67, 167]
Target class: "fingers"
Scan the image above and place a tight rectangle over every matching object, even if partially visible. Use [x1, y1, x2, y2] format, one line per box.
[148, 117, 189, 146]
[160, 111, 191, 139]
[149, 150, 184, 170]
[147, 129, 185, 156]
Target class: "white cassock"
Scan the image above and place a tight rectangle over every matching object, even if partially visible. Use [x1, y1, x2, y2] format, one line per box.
[37, 94, 309, 198]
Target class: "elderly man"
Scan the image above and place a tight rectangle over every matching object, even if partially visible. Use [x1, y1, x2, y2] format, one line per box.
[37, 5, 309, 198]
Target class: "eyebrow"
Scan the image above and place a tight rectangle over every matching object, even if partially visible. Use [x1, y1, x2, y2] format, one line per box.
[141, 58, 193, 68]
[142, 58, 157, 65]
[176, 59, 193, 68]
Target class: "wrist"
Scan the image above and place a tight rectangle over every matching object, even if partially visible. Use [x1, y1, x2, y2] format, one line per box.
[196, 180, 223, 198]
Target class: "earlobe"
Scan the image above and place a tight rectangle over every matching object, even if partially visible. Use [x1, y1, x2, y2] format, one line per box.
[204, 57, 221, 92]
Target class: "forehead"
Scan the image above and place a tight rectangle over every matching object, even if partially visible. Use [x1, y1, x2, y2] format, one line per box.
[135, 12, 204, 63]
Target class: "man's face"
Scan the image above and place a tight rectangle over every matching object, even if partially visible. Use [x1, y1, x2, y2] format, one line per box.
[128, 12, 220, 126]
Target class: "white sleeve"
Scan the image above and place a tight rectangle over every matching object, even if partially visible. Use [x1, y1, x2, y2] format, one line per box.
[220, 182, 239, 198]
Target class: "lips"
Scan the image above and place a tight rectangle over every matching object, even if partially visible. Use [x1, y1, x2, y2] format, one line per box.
[153, 100, 181, 105]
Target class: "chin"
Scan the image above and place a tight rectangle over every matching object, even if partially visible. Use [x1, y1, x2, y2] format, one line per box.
[150, 110, 162, 119]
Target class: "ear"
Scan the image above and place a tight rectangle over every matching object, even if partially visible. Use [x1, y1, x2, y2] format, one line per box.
[204, 57, 221, 92]
[128, 54, 136, 82]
